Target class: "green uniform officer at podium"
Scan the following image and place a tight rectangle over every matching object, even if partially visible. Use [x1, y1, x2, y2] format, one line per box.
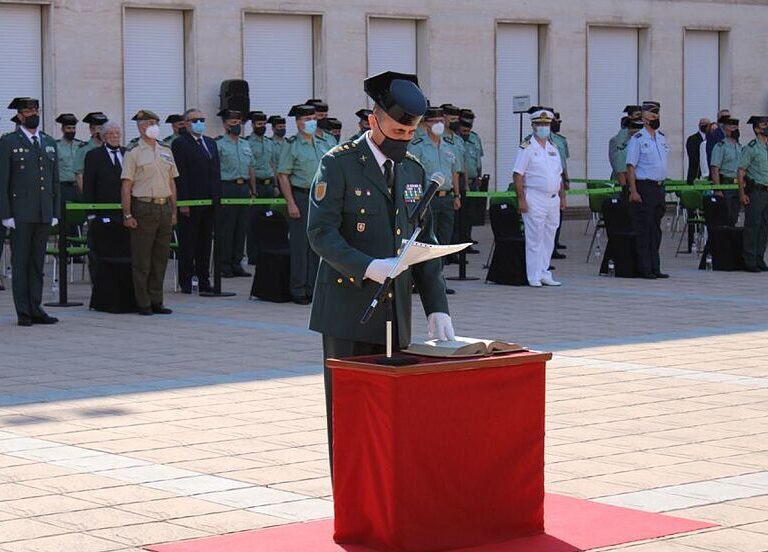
[307, 71, 457, 467]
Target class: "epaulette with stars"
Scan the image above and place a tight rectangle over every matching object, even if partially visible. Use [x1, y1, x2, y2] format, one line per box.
[519, 138, 531, 149]
[78, 141, 91, 148]
[404, 151, 423, 167]
[748, 139, 758, 147]
[443, 135, 454, 145]
[659, 131, 665, 137]
[411, 137, 423, 145]
[286, 135, 297, 143]
[329, 140, 358, 157]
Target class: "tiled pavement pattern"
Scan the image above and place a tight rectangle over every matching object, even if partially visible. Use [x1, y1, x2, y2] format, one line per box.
[0, 218, 767, 552]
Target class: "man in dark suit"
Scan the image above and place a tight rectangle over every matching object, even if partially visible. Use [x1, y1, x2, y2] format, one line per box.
[171, 108, 221, 293]
[83, 120, 125, 211]
[0, 97, 60, 326]
[686, 118, 710, 185]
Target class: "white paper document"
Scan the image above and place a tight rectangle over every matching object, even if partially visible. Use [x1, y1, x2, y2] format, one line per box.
[401, 240, 472, 266]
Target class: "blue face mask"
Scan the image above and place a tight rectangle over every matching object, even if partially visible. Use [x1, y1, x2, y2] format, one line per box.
[190, 121, 206, 135]
[535, 126, 551, 139]
[303, 120, 318, 134]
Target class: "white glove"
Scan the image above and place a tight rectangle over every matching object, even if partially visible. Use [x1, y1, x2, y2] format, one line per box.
[428, 312, 456, 341]
[2, 218, 15, 230]
[51, 218, 59, 227]
[364, 257, 409, 284]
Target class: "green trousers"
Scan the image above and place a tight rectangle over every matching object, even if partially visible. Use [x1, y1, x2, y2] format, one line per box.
[742, 187, 768, 269]
[130, 200, 172, 308]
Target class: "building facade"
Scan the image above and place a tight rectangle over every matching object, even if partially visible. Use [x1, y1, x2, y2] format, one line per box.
[1, 0, 767, 196]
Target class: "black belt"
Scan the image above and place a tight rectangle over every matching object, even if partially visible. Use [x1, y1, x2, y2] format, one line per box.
[719, 177, 737, 184]
[61, 181, 76, 186]
[224, 178, 247, 185]
[291, 186, 309, 194]
[637, 179, 663, 185]
[255, 178, 273, 186]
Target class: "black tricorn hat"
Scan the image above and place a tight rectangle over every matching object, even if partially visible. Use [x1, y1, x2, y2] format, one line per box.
[55, 113, 78, 125]
[364, 71, 427, 126]
[83, 112, 108, 125]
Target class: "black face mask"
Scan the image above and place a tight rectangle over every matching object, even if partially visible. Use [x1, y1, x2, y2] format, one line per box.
[460, 133, 470, 142]
[374, 117, 409, 163]
[551, 121, 561, 134]
[23, 114, 40, 130]
[648, 119, 660, 130]
[448, 121, 460, 133]
[63, 131, 76, 141]
[718, 115, 730, 125]
[253, 126, 267, 136]
[273, 128, 286, 138]
[178, 126, 188, 135]
[731, 130, 740, 141]
[228, 124, 241, 136]
[106, 144, 120, 152]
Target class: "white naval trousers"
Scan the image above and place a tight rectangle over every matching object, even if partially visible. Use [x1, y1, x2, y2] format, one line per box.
[521, 189, 560, 284]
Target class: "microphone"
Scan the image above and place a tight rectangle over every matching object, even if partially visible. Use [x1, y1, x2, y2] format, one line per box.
[408, 172, 445, 225]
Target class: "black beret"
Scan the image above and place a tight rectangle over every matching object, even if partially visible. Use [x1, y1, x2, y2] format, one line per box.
[364, 71, 427, 125]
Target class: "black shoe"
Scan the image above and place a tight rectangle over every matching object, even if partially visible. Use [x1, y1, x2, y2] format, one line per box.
[0, 281, 5, 291]
[220, 270, 234, 279]
[552, 252, 567, 260]
[31, 315, 58, 325]
[745, 266, 761, 273]
[138, 307, 153, 316]
[17, 316, 33, 327]
[466, 247, 480, 254]
[151, 304, 173, 315]
[758, 264, 768, 272]
[293, 297, 311, 305]
[654, 272, 670, 279]
[556, 243, 567, 250]
[233, 268, 252, 277]
[642, 273, 658, 279]
[199, 283, 214, 293]
[446, 288, 456, 295]
[472, 240, 479, 245]
[548, 265, 556, 271]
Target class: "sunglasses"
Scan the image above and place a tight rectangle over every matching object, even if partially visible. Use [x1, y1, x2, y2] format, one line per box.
[190, 118, 206, 123]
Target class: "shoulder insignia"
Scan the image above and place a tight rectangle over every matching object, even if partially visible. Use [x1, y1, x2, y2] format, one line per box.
[631, 132, 642, 139]
[286, 136, 297, 143]
[748, 139, 758, 147]
[519, 139, 531, 149]
[78, 142, 90, 148]
[157, 142, 171, 149]
[328, 140, 358, 157]
[213, 135, 223, 141]
[658, 131, 665, 137]
[444, 136, 454, 145]
[411, 137, 423, 145]
[404, 151, 423, 166]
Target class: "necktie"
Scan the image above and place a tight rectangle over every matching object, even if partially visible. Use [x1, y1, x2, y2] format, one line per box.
[384, 159, 395, 190]
[198, 138, 211, 158]
[111, 150, 121, 171]
[31, 135, 40, 151]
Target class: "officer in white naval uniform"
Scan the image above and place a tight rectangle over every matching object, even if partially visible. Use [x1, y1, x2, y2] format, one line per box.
[513, 109, 565, 287]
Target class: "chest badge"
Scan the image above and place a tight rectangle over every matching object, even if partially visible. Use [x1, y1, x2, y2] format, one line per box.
[357, 222, 366, 233]
[405, 183, 422, 204]
[314, 181, 327, 202]
[354, 188, 362, 197]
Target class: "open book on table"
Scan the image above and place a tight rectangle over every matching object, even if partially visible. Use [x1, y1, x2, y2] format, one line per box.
[403, 336, 526, 358]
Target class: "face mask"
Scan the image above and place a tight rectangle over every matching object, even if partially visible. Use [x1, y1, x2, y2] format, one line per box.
[460, 133, 470, 142]
[228, 124, 241, 136]
[731, 130, 740, 141]
[449, 121, 460, 133]
[718, 115, 730, 125]
[303, 120, 318, 135]
[535, 126, 551, 139]
[178, 126, 188, 135]
[253, 126, 267, 136]
[273, 128, 286, 138]
[190, 121, 206, 134]
[144, 124, 161, 139]
[63, 131, 76, 141]
[648, 119, 660, 130]
[430, 122, 445, 136]
[23, 114, 40, 130]
[762, 127, 768, 137]
[373, 116, 409, 163]
[551, 121, 561, 134]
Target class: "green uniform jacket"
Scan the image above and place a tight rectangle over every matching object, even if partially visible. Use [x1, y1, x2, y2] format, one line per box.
[710, 139, 743, 178]
[56, 138, 83, 182]
[247, 134, 276, 179]
[307, 136, 449, 347]
[74, 137, 101, 175]
[0, 130, 61, 222]
[609, 128, 630, 178]
[738, 138, 768, 184]
[462, 131, 484, 179]
[551, 132, 569, 171]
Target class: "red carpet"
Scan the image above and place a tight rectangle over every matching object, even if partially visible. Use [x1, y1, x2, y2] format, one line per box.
[146, 493, 715, 552]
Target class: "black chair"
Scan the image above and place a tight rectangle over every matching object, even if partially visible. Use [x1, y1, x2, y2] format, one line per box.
[699, 195, 744, 271]
[486, 201, 527, 286]
[249, 209, 292, 302]
[600, 197, 639, 278]
[88, 218, 138, 313]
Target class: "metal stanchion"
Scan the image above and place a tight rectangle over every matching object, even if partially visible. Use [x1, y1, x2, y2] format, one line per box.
[45, 200, 83, 307]
[447, 190, 479, 282]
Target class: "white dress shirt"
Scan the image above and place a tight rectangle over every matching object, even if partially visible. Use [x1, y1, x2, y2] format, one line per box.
[365, 130, 392, 175]
[513, 137, 563, 194]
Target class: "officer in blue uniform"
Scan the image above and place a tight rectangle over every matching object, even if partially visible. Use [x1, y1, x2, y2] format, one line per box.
[307, 71, 454, 468]
[626, 101, 669, 279]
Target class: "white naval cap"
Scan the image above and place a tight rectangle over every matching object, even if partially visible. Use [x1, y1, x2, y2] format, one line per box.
[530, 109, 555, 124]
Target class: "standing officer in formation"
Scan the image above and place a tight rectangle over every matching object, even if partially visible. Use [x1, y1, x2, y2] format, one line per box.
[162, 114, 186, 146]
[609, 106, 642, 184]
[513, 109, 564, 287]
[458, 109, 483, 247]
[247, 111, 277, 198]
[267, 115, 286, 173]
[121, 110, 177, 315]
[0, 97, 60, 326]
[738, 115, 768, 272]
[278, 104, 332, 304]
[307, 71, 454, 466]
[626, 101, 669, 279]
[172, 108, 220, 294]
[216, 109, 254, 278]
[408, 106, 461, 293]
[75, 112, 108, 193]
[349, 109, 372, 141]
[321, 118, 343, 144]
[306, 99, 333, 141]
[55, 113, 83, 238]
[710, 117, 742, 226]
[550, 112, 569, 256]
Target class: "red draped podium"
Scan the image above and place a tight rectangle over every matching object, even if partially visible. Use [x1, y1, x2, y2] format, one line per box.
[328, 351, 550, 552]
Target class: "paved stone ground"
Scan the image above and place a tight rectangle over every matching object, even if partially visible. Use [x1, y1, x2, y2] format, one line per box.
[0, 216, 766, 552]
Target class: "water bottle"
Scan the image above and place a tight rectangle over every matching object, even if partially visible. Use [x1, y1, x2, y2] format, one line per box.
[191, 276, 199, 295]
[594, 244, 601, 259]
[51, 277, 59, 296]
[608, 259, 615, 277]
[4, 265, 11, 281]
[691, 241, 698, 255]
[706, 254, 713, 272]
